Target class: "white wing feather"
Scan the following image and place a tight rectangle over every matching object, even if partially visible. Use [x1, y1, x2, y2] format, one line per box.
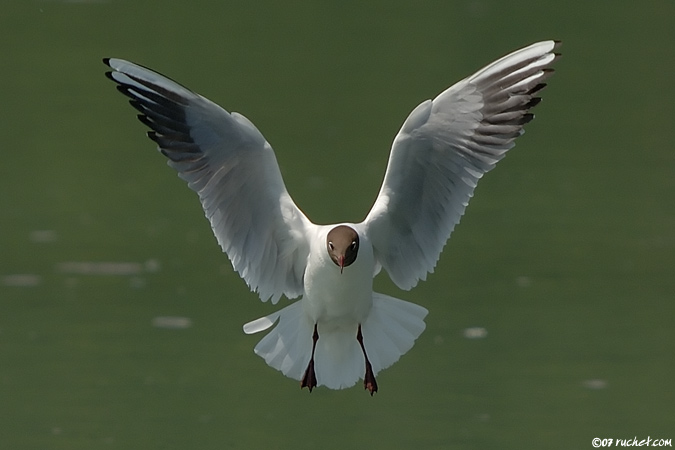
[363, 41, 560, 290]
[105, 59, 312, 304]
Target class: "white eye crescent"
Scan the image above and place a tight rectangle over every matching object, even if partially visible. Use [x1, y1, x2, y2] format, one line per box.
[328, 242, 334, 251]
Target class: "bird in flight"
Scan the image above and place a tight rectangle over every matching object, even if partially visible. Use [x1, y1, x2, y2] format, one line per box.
[104, 40, 560, 395]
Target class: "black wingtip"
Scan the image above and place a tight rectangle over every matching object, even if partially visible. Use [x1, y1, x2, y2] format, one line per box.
[526, 96, 543, 109]
[529, 82, 547, 96]
[102, 57, 112, 67]
[521, 113, 535, 124]
[551, 41, 562, 59]
[137, 114, 150, 126]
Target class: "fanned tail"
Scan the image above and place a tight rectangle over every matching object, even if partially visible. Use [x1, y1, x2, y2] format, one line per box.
[361, 293, 428, 375]
[243, 293, 428, 390]
[243, 301, 313, 381]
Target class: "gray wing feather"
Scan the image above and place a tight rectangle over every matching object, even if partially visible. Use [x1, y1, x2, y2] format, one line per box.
[105, 59, 311, 303]
[363, 41, 560, 290]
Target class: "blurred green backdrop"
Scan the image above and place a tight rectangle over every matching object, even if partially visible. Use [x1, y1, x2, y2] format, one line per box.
[1, 1, 673, 449]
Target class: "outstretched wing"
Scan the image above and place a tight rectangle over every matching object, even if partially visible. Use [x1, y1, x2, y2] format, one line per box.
[104, 59, 312, 303]
[363, 41, 560, 290]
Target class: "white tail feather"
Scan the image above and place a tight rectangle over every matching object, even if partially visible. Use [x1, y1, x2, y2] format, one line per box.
[362, 293, 428, 374]
[243, 293, 428, 389]
[246, 301, 313, 380]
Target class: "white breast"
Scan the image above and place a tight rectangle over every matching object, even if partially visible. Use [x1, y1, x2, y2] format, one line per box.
[302, 224, 375, 328]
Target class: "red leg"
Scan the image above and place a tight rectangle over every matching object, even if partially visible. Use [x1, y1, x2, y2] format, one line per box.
[357, 325, 378, 395]
[301, 324, 319, 392]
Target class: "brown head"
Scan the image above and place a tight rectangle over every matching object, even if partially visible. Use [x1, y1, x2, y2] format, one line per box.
[326, 225, 359, 273]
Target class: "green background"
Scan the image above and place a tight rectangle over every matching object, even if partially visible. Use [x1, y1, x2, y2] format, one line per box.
[1, 1, 673, 449]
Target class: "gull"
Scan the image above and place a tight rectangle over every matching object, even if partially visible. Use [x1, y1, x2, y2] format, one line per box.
[104, 40, 560, 395]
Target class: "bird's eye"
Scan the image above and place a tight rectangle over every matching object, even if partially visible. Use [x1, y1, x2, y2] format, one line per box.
[328, 242, 334, 251]
[350, 241, 357, 249]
